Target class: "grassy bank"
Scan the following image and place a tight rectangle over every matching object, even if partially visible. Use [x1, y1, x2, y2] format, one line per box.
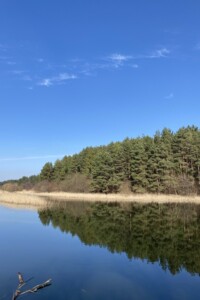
[1, 190, 200, 206]
[0, 191, 48, 208]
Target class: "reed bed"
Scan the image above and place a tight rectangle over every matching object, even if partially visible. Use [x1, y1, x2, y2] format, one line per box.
[1, 190, 199, 204]
[0, 191, 48, 209]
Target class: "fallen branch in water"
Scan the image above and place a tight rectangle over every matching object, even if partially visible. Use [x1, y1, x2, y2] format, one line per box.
[19, 279, 52, 296]
[12, 273, 52, 300]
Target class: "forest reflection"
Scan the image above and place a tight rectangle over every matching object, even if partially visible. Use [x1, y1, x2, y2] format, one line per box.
[39, 201, 200, 275]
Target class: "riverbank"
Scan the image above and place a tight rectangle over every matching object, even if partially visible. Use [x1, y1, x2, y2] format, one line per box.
[0, 190, 200, 206]
[0, 191, 47, 208]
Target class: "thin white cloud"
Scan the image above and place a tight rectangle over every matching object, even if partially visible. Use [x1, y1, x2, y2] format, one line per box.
[1, 46, 170, 89]
[107, 53, 132, 68]
[39, 78, 52, 87]
[0, 155, 65, 162]
[39, 72, 77, 87]
[148, 48, 170, 59]
[109, 53, 132, 62]
[165, 92, 174, 100]
[103, 48, 170, 70]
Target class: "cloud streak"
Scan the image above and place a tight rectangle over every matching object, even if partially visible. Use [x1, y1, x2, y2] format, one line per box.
[104, 48, 170, 69]
[38, 72, 77, 87]
[0, 155, 65, 162]
[148, 48, 170, 58]
[1, 43, 171, 88]
[37, 48, 170, 86]
[107, 53, 132, 68]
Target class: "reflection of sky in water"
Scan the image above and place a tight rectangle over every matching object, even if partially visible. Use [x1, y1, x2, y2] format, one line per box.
[0, 205, 200, 300]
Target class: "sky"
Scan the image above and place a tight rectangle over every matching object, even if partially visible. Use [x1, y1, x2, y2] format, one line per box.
[0, 0, 200, 181]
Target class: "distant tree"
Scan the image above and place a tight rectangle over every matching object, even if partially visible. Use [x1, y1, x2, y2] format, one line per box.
[40, 162, 54, 181]
[91, 150, 121, 193]
[53, 160, 65, 181]
[130, 139, 148, 193]
[19, 125, 200, 195]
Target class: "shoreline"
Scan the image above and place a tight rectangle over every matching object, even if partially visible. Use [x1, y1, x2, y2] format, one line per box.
[1, 190, 200, 206]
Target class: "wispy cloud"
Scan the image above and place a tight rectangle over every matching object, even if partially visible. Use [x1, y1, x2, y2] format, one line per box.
[0, 44, 171, 88]
[103, 48, 170, 69]
[107, 53, 132, 68]
[146, 48, 170, 59]
[38, 72, 77, 87]
[165, 92, 174, 100]
[37, 48, 169, 85]
[39, 78, 52, 87]
[0, 155, 64, 162]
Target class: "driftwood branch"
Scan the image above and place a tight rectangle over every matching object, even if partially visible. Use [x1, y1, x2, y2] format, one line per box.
[21, 279, 52, 294]
[12, 273, 52, 300]
[17, 273, 24, 286]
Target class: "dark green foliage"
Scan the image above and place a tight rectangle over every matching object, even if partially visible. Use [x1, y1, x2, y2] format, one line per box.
[40, 162, 54, 181]
[91, 149, 122, 193]
[39, 202, 200, 275]
[130, 139, 148, 193]
[36, 126, 200, 194]
[3, 126, 200, 194]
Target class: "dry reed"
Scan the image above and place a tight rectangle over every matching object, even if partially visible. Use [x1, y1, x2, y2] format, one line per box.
[0, 191, 48, 209]
[0, 190, 199, 205]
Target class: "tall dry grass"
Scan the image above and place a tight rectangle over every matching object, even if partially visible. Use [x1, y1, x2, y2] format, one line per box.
[1, 190, 200, 204]
[0, 191, 48, 209]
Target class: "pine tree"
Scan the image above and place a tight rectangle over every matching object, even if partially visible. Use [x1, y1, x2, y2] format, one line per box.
[130, 139, 148, 193]
[40, 162, 54, 181]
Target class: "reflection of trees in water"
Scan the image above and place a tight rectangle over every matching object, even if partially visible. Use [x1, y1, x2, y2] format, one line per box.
[39, 201, 200, 275]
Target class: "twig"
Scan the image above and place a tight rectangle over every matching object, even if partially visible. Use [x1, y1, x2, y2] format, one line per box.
[20, 279, 52, 295]
[17, 273, 24, 286]
[12, 290, 21, 300]
[11, 273, 52, 300]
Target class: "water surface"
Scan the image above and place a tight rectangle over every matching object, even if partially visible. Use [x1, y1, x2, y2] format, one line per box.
[1, 201, 200, 299]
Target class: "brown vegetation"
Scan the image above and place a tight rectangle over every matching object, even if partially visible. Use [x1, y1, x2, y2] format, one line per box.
[1, 190, 200, 208]
[0, 191, 47, 208]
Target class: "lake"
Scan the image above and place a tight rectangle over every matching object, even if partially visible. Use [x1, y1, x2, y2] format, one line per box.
[1, 200, 200, 300]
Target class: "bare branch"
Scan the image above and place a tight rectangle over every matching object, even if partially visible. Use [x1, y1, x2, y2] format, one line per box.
[11, 273, 52, 300]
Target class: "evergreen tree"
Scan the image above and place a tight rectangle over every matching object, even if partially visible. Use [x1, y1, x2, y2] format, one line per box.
[91, 150, 121, 193]
[130, 139, 148, 193]
[40, 162, 54, 181]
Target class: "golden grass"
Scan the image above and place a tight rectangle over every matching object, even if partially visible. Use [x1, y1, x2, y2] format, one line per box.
[0, 191, 48, 209]
[0, 190, 199, 205]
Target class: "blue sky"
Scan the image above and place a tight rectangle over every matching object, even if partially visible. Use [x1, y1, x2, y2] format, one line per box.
[0, 0, 200, 181]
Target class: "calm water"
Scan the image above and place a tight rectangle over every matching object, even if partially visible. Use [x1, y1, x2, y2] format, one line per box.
[1, 201, 200, 300]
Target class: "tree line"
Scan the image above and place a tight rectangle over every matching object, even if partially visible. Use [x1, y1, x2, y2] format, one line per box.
[1, 125, 200, 194]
